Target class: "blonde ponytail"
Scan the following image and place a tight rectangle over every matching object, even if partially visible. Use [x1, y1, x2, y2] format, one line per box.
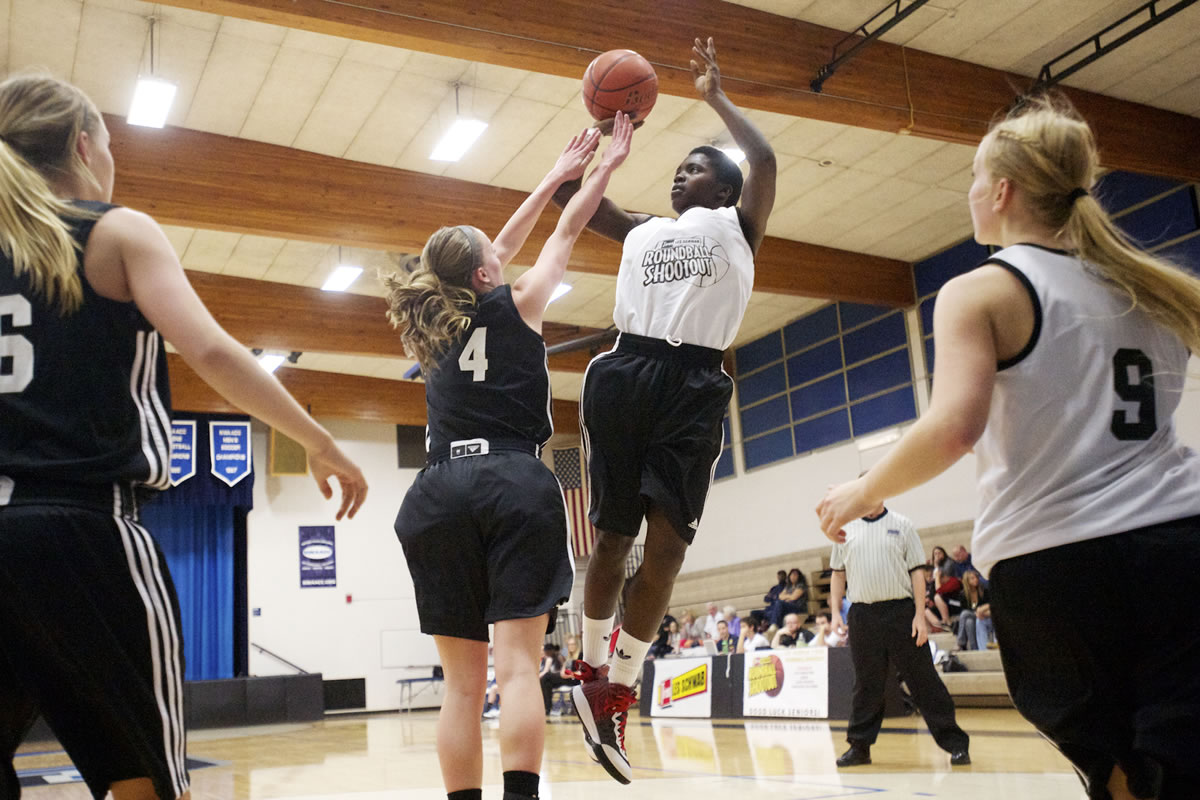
[0, 75, 104, 315]
[384, 226, 480, 373]
[984, 96, 1200, 354]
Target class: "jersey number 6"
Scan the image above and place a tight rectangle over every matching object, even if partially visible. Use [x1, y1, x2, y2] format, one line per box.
[458, 327, 489, 382]
[1111, 348, 1156, 441]
[0, 294, 34, 394]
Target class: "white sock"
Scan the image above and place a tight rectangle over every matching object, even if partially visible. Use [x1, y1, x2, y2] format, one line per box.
[582, 614, 615, 668]
[608, 629, 652, 688]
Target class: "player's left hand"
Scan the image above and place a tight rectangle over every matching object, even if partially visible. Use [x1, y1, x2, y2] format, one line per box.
[690, 37, 722, 100]
[551, 128, 600, 182]
[815, 477, 874, 543]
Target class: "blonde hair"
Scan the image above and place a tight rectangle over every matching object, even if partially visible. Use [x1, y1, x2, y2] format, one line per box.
[383, 225, 481, 372]
[983, 96, 1200, 354]
[0, 75, 104, 315]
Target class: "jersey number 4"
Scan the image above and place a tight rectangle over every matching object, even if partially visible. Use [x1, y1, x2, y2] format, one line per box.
[1111, 348, 1156, 441]
[458, 327, 489, 382]
[0, 294, 33, 394]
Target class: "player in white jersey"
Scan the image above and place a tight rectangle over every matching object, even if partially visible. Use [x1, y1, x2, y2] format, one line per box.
[552, 38, 776, 783]
[816, 97, 1200, 800]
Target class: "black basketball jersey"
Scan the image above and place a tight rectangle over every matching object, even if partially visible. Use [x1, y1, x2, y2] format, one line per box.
[424, 285, 552, 455]
[0, 201, 173, 492]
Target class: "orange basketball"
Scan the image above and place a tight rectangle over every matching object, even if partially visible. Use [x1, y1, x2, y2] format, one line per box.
[582, 49, 658, 122]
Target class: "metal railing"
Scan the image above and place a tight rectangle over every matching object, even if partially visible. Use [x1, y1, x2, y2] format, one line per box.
[250, 642, 309, 674]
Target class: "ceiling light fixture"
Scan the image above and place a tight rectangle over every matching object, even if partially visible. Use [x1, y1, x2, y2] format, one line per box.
[720, 147, 746, 164]
[430, 83, 487, 162]
[322, 248, 363, 292]
[128, 17, 177, 128]
[257, 353, 286, 374]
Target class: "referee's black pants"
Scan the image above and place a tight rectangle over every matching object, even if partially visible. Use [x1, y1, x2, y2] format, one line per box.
[847, 598, 969, 753]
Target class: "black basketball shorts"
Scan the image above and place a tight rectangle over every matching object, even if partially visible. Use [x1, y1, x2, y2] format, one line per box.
[394, 451, 575, 642]
[0, 505, 189, 800]
[580, 333, 733, 544]
[989, 515, 1200, 799]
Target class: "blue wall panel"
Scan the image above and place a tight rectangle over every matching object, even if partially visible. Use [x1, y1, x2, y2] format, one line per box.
[842, 313, 906, 366]
[790, 374, 846, 420]
[851, 387, 917, 436]
[794, 409, 851, 455]
[1159, 232, 1200, 276]
[787, 339, 843, 387]
[1117, 188, 1198, 249]
[839, 301, 892, 330]
[784, 305, 839, 354]
[740, 395, 791, 437]
[919, 296, 936, 336]
[713, 447, 734, 480]
[744, 429, 795, 470]
[913, 239, 989, 297]
[924, 337, 936, 375]
[846, 350, 912, 401]
[737, 362, 786, 407]
[735, 331, 783, 374]
[1095, 170, 1181, 215]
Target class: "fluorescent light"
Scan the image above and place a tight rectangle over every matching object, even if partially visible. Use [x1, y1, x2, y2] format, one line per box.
[855, 427, 902, 452]
[321, 265, 363, 292]
[430, 118, 488, 161]
[127, 77, 177, 128]
[257, 354, 286, 374]
[549, 283, 572, 303]
[720, 147, 745, 164]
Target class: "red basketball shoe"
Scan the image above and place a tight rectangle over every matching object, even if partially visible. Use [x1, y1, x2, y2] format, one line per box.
[572, 676, 637, 784]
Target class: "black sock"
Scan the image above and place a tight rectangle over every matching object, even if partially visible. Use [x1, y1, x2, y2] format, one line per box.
[448, 790, 481, 800]
[502, 770, 539, 799]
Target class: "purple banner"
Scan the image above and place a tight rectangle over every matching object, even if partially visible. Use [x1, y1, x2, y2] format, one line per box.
[299, 526, 336, 588]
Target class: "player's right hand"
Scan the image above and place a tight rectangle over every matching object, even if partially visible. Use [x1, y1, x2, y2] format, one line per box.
[592, 112, 644, 136]
[308, 441, 368, 520]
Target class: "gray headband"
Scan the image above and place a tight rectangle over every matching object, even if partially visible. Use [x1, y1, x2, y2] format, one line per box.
[456, 225, 482, 274]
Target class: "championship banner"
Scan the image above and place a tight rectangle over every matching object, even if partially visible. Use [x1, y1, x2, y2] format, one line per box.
[743, 648, 829, 719]
[169, 420, 197, 486]
[299, 526, 336, 588]
[650, 656, 712, 718]
[209, 421, 252, 487]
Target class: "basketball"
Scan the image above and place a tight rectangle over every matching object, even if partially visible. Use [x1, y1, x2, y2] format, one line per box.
[582, 49, 658, 122]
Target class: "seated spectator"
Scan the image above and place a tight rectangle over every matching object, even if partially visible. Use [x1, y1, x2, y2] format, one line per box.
[723, 605, 741, 640]
[703, 602, 722, 639]
[771, 613, 814, 648]
[955, 570, 993, 651]
[811, 612, 848, 647]
[483, 671, 500, 719]
[763, 569, 787, 605]
[714, 619, 737, 653]
[921, 563, 952, 631]
[650, 613, 678, 659]
[933, 545, 965, 618]
[679, 610, 704, 648]
[541, 636, 580, 714]
[765, 568, 808, 627]
[738, 615, 771, 654]
[538, 644, 564, 714]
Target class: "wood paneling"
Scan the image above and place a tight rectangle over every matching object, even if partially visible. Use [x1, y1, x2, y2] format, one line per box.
[156, 0, 1200, 182]
[167, 353, 581, 433]
[186, 270, 605, 372]
[107, 116, 915, 307]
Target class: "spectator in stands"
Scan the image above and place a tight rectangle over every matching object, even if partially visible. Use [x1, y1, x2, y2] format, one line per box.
[703, 602, 721, 639]
[943, 545, 979, 580]
[771, 613, 813, 648]
[483, 676, 500, 719]
[738, 616, 771, 653]
[922, 564, 953, 631]
[715, 620, 737, 653]
[665, 620, 682, 654]
[934, 547, 965, 619]
[538, 645, 564, 713]
[650, 613, 678, 659]
[680, 610, 704, 648]
[723, 605, 741, 640]
[766, 568, 808, 627]
[763, 569, 787, 605]
[956, 571, 992, 651]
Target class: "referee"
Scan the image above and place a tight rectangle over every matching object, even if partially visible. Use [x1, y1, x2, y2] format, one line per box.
[829, 501, 970, 768]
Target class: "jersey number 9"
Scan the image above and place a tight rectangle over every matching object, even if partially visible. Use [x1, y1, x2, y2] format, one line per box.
[1111, 348, 1156, 441]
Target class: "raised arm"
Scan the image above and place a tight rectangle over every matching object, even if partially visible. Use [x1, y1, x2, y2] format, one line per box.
[491, 129, 601, 267]
[691, 37, 777, 254]
[513, 112, 633, 330]
[550, 174, 650, 244]
[100, 208, 368, 520]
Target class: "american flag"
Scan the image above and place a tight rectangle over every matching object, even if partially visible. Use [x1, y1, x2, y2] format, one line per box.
[553, 447, 596, 558]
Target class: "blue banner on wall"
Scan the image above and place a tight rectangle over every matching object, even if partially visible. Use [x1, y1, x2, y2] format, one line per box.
[209, 421, 252, 487]
[299, 526, 336, 588]
[169, 420, 197, 486]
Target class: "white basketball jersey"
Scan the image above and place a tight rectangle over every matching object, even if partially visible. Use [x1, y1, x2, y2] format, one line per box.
[613, 205, 754, 350]
[972, 244, 1200, 576]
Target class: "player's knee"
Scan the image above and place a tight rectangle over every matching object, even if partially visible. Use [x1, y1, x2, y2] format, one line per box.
[594, 530, 635, 563]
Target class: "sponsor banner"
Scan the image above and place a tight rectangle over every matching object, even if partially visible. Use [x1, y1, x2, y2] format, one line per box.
[169, 420, 197, 486]
[650, 719, 723, 772]
[299, 526, 336, 588]
[650, 656, 712, 718]
[743, 647, 829, 719]
[209, 421, 252, 487]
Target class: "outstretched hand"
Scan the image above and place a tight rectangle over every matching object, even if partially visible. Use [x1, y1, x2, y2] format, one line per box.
[599, 111, 633, 169]
[815, 477, 876, 544]
[592, 112, 644, 137]
[308, 440, 368, 521]
[552, 128, 600, 183]
[691, 37, 722, 101]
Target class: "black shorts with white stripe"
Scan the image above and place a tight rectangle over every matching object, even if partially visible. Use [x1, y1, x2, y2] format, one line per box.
[0, 504, 189, 800]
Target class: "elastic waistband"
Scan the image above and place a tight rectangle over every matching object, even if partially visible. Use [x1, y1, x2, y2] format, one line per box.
[614, 332, 725, 369]
[0, 477, 141, 519]
[426, 438, 541, 466]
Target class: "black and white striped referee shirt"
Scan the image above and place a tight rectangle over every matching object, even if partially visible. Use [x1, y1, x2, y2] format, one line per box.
[830, 508, 925, 604]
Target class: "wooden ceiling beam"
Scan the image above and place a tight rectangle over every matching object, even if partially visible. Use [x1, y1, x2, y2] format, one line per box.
[154, 0, 1200, 183]
[167, 353, 582, 434]
[185, 270, 609, 373]
[107, 115, 914, 306]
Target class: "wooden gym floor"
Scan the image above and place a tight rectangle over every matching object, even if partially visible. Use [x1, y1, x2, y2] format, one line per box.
[16, 706, 1085, 799]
